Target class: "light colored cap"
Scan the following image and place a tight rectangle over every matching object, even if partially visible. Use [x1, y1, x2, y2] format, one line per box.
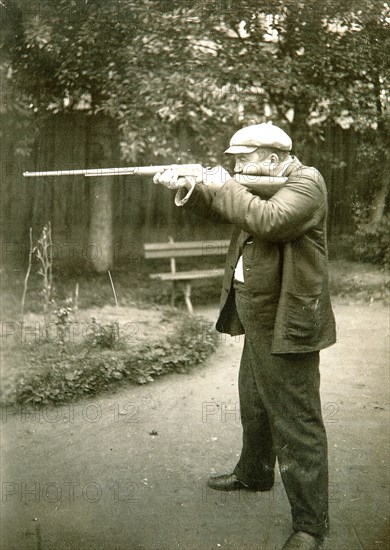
[225, 123, 292, 154]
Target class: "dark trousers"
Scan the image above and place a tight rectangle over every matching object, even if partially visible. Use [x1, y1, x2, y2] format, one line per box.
[233, 282, 329, 537]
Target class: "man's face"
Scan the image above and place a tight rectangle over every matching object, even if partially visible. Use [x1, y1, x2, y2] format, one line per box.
[233, 148, 276, 176]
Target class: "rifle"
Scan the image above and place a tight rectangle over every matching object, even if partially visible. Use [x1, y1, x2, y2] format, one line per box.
[23, 164, 287, 199]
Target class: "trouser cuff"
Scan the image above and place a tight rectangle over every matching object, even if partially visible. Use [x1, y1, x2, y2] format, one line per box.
[293, 517, 329, 538]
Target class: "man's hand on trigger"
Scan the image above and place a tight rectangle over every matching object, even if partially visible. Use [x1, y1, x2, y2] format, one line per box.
[202, 166, 231, 190]
[153, 169, 192, 190]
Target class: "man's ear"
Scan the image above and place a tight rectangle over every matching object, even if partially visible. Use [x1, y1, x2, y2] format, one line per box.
[270, 153, 279, 165]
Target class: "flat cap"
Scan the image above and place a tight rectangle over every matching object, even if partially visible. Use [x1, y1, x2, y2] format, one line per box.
[225, 123, 292, 154]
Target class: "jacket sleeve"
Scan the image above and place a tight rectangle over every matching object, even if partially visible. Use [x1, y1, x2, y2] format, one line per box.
[177, 184, 228, 224]
[212, 167, 326, 242]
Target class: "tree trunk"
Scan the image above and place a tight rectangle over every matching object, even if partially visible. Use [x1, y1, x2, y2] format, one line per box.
[370, 152, 390, 225]
[87, 115, 115, 272]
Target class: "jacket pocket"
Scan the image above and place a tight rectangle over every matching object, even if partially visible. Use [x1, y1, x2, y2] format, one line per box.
[285, 292, 322, 342]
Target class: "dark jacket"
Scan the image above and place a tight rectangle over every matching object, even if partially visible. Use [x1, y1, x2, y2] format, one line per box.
[181, 160, 337, 354]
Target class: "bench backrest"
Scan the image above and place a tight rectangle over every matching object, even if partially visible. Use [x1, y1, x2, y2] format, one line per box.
[144, 239, 230, 275]
[143, 240, 230, 259]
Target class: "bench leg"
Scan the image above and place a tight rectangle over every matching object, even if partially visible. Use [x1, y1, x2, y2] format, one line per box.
[182, 283, 193, 314]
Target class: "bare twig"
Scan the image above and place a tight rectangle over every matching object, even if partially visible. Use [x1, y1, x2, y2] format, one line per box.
[352, 525, 366, 549]
[108, 270, 118, 308]
[21, 228, 34, 321]
[48, 221, 53, 308]
[35, 223, 53, 338]
[74, 282, 79, 320]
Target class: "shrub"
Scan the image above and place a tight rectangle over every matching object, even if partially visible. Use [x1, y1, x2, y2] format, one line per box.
[85, 318, 122, 349]
[353, 213, 390, 266]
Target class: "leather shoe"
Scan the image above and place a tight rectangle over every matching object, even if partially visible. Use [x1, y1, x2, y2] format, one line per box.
[206, 473, 273, 492]
[282, 531, 323, 550]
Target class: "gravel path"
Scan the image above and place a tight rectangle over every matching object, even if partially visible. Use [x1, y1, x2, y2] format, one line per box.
[1, 300, 389, 550]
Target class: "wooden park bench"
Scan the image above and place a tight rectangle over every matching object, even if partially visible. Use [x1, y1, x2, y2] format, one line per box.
[143, 238, 230, 313]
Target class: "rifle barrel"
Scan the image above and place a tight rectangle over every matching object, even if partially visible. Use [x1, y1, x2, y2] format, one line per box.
[23, 167, 155, 177]
[23, 165, 191, 178]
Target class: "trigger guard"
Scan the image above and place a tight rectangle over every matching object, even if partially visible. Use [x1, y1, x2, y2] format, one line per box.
[174, 176, 196, 206]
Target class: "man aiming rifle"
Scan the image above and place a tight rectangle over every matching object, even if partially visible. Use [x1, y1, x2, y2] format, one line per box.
[154, 123, 337, 550]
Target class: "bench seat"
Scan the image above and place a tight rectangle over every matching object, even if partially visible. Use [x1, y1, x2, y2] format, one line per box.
[149, 268, 225, 281]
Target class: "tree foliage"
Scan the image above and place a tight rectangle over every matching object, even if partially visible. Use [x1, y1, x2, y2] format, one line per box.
[3, 0, 388, 160]
[2, 0, 389, 231]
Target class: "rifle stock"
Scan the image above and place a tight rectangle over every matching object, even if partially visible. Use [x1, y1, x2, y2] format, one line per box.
[234, 174, 287, 198]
